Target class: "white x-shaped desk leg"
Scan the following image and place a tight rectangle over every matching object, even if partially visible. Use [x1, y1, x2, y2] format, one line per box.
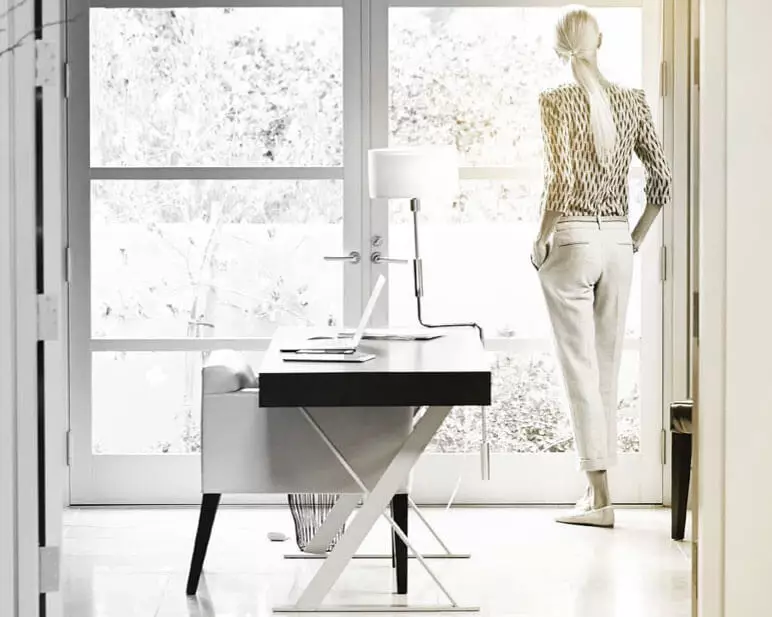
[287, 495, 470, 561]
[288, 491, 468, 561]
[273, 405, 479, 613]
[288, 411, 468, 561]
[300, 494, 361, 555]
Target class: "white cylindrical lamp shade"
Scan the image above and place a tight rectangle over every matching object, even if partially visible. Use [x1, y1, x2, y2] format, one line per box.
[368, 146, 459, 200]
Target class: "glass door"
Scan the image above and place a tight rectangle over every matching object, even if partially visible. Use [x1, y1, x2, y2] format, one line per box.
[68, 0, 367, 503]
[371, 0, 664, 503]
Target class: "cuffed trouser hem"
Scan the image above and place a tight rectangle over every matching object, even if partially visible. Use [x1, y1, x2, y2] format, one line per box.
[578, 457, 617, 472]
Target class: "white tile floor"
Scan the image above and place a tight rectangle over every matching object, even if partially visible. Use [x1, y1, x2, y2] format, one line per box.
[63, 506, 691, 617]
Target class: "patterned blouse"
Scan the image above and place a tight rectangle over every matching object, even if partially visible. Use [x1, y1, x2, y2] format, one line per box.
[539, 83, 672, 217]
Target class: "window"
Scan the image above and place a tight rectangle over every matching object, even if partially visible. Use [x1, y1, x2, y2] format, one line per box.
[386, 6, 647, 460]
[70, 1, 364, 502]
[69, 0, 664, 504]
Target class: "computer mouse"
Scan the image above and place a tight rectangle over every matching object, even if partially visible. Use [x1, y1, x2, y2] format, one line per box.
[267, 531, 289, 542]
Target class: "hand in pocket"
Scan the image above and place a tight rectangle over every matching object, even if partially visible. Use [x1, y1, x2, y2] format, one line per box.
[530, 240, 550, 270]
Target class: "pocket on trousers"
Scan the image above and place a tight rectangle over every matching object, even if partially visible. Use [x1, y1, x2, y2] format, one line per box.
[557, 241, 591, 248]
[531, 244, 551, 271]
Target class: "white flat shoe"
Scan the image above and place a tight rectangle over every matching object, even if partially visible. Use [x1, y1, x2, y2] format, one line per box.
[555, 506, 615, 528]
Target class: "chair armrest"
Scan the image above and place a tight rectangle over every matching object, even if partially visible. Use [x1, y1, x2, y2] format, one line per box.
[203, 350, 258, 395]
[670, 400, 694, 434]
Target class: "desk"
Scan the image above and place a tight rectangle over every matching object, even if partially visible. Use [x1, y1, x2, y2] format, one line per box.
[263, 327, 490, 613]
[259, 327, 490, 408]
[187, 327, 490, 612]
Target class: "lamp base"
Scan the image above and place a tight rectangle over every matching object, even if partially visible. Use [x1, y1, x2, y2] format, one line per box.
[413, 292, 484, 342]
[409, 199, 483, 342]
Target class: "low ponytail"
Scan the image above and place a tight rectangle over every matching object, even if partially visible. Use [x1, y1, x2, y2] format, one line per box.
[555, 7, 617, 167]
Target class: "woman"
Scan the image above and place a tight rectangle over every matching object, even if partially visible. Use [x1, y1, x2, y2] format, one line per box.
[531, 6, 672, 528]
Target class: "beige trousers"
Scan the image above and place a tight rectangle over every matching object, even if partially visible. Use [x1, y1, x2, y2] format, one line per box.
[537, 218, 634, 471]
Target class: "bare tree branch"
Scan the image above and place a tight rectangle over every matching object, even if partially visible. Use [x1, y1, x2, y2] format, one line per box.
[0, 11, 84, 60]
[0, 27, 29, 58]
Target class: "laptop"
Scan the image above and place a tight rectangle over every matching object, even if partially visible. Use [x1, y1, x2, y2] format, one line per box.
[280, 275, 386, 354]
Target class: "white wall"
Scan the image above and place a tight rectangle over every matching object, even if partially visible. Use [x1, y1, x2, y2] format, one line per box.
[700, 1, 772, 616]
[723, 0, 772, 613]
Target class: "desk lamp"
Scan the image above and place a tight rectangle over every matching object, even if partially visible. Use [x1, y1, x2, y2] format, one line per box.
[367, 146, 483, 340]
[367, 146, 490, 480]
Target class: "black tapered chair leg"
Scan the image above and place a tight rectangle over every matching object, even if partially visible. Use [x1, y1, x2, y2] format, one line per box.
[671, 433, 692, 541]
[390, 510, 396, 569]
[186, 493, 221, 595]
[391, 493, 408, 595]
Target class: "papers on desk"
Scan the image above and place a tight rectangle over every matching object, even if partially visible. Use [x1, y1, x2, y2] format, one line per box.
[280, 328, 442, 363]
[336, 328, 444, 341]
[282, 352, 375, 363]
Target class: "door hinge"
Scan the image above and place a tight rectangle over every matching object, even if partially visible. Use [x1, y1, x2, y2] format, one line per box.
[659, 60, 668, 98]
[63, 61, 71, 99]
[660, 245, 668, 282]
[65, 429, 73, 466]
[693, 37, 701, 89]
[661, 428, 667, 465]
[36, 295, 59, 341]
[692, 542, 699, 600]
[35, 39, 58, 88]
[64, 246, 72, 283]
[692, 291, 700, 339]
[38, 546, 61, 593]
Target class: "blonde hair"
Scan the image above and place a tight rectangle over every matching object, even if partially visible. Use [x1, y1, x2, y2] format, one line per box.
[554, 6, 616, 167]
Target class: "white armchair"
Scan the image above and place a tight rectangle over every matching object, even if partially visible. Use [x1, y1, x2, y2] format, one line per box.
[187, 350, 414, 595]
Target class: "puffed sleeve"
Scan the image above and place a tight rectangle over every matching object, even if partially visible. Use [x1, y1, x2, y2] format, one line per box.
[539, 91, 574, 213]
[634, 89, 672, 207]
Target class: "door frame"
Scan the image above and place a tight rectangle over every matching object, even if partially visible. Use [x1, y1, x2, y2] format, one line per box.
[1, 0, 67, 611]
[369, 0, 668, 504]
[695, 0, 725, 613]
[0, 0, 37, 608]
[659, 0, 692, 508]
[1, 1, 43, 612]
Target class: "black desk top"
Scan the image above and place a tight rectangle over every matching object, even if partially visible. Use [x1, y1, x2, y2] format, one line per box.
[258, 327, 491, 408]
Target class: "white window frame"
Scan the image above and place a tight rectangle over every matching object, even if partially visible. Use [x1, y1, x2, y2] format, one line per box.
[67, 0, 368, 504]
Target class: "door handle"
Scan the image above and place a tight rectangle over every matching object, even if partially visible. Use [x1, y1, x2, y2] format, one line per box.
[371, 252, 409, 265]
[323, 251, 361, 265]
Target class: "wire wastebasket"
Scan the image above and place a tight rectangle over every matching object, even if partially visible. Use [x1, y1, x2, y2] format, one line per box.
[287, 493, 345, 553]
